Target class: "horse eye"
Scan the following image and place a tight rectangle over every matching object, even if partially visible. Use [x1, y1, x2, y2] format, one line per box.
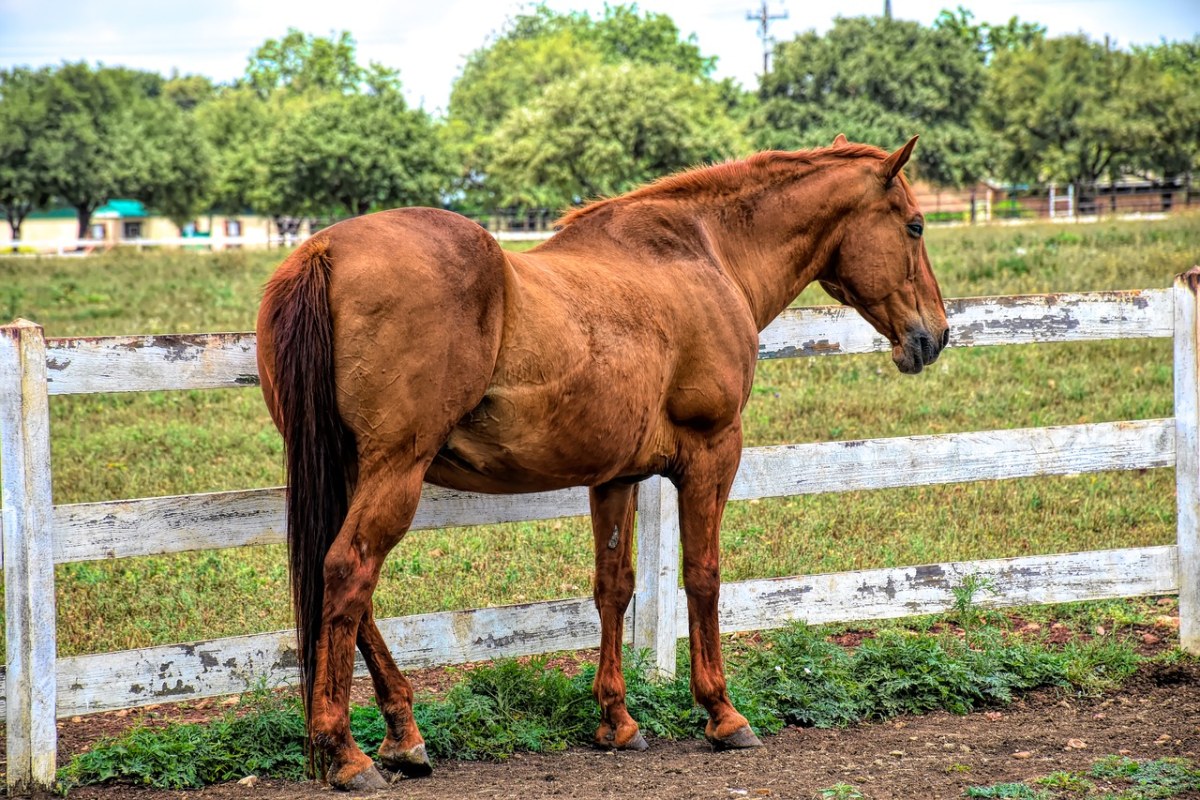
[906, 222, 924, 238]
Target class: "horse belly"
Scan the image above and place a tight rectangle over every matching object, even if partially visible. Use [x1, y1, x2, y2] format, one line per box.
[427, 378, 667, 494]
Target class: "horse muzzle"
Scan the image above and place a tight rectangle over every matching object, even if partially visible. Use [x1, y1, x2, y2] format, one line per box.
[892, 327, 949, 375]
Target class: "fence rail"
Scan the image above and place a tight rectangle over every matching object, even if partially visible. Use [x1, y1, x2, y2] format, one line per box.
[0, 278, 1193, 795]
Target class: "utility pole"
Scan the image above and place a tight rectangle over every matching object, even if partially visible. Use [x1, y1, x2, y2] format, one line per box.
[747, 1, 788, 77]
[884, 0, 892, 18]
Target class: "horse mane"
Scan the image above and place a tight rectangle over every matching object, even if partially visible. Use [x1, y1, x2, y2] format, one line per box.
[556, 143, 890, 229]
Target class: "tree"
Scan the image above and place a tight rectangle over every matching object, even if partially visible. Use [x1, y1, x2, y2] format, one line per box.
[982, 35, 1144, 194]
[754, 15, 988, 187]
[1130, 39, 1200, 204]
[447, 4, 728, 208]
[163, 72, 215, 111]
[485, 63, 745, 210]
[195, 87, 275, 217]
[450, 4, 715, 136]
[0, 68, 52, 245]
[27, 63, 164, 239]
[263, 87, 452, 218]
[932, 6, 1045, 62]
[244, 28, 365, 97]
[131, 99, 215, 232]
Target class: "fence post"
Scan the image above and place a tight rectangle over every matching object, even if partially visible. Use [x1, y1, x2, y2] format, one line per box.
[0, 319, 58, 794]
[634, 475, 679, 679]
[1175, 269, 1200, 654]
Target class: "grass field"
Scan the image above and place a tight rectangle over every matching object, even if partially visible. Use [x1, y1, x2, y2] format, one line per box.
[0, 213, 1196, 658]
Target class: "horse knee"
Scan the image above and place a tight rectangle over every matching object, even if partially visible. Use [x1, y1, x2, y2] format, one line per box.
[683, 563, 720, 603]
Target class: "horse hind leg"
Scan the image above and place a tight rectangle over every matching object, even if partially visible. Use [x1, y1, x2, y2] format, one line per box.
[310, 462, 426, 790]
[356, 604, 432, 777]
[588, 482, 647, 751]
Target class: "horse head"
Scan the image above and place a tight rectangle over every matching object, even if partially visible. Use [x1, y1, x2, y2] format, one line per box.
[818, 135, 950, 374]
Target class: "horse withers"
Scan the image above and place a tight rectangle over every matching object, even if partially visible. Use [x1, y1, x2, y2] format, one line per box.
[256, 135, 949, 789]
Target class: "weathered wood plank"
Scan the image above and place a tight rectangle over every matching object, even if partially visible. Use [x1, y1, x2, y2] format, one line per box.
[1174, 268, 1200, 653]
[52, 421, 1170, 564]
[0, 320, 59, 792]
[690, 546, 1179, 633]
[55, 597, 631, 718]
[730, 419, 1173, 501]
[758, 289, 1170, 360]
[634, 476, 680, 679]
[53, 484, 590, 564]
[53, 489, 287, 563]
[49, 545, 1176, 718]
[44, 332, 259, 395]
[41, 291, 1168, 395]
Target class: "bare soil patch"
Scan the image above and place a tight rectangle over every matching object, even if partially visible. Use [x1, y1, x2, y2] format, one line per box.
[57, 661, 1200, 800]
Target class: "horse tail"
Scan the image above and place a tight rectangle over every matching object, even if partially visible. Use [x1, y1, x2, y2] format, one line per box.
[258, 238, 352, 773]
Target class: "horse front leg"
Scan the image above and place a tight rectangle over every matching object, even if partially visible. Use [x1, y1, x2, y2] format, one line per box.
[677, 428, 764, 750]
[588, 481, 647, 750]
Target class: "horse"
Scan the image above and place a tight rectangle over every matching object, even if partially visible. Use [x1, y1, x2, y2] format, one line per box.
[256, 134, 949, 790]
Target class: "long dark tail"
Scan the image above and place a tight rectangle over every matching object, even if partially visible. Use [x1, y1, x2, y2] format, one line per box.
[259, 239, 352, 773]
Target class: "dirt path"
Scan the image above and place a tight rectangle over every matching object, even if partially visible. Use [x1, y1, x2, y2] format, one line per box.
[61, 662, 1200, 800]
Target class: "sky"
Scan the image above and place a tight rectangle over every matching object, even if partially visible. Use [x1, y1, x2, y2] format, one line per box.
[1, 0, 1197, 113]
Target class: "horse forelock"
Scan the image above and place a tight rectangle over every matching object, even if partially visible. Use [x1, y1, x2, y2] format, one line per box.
[556, 143, 891, 229]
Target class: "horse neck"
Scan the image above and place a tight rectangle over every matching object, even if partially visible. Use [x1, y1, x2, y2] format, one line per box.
[698, 163, 864, 331]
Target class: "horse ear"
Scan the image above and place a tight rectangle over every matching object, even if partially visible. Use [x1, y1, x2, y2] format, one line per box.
[881, 135, 919, 183]
[832, 133, 848, 147]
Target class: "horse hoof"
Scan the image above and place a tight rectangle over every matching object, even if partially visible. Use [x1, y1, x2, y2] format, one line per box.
[594, 728, 649, 751]
[707, 725, 764, 751]
[620, 732, 650, 752]
[333, 764, 390, 792]
[380, 742, 433, 778]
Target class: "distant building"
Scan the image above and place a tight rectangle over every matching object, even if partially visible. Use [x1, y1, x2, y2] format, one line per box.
[1, 200, 278, 251]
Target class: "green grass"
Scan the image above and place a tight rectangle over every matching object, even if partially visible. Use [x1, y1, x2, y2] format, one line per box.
[966, 754, 1200, 799]
[56, 617, 1149, 790]
[0, 213, 1196, 657]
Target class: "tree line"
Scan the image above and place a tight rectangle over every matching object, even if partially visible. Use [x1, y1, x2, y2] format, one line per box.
[1, 4, 1197, 242]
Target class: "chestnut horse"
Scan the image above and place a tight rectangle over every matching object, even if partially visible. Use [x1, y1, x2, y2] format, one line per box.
[256, 135, 949, 790]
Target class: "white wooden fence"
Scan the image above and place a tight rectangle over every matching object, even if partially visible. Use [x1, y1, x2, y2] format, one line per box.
[1, 270, 1195, 795]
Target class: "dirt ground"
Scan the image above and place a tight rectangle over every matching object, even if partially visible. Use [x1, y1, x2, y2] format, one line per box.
[54, 660, 1200, 800]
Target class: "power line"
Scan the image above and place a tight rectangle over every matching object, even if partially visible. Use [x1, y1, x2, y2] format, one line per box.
[746, 1, 788, 77]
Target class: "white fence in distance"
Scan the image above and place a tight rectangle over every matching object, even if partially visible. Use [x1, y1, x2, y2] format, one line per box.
[4, 229, 548, 256]
[0, 275, 1194, 795]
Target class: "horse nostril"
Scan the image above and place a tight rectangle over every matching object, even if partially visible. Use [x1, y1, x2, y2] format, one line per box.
[918, 332, 936, 364]
[940, 329, 949, 350]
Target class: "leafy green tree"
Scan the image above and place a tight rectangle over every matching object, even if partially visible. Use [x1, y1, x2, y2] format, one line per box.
[163, 72, 215, 111]
[578, 3, 715, 78]
[131, 99, 215, 232]
[932, 6, 1045, 62]
[27, 63, 164, 239]
[21, 63, 215, 238]
[263, 87, 452, 218]
[195, 87, 275, 217]
[0, 67, 52, 245]
[755, 15, 987, 187]
[485, 63, 745, 210]
[447, 4, 727, 208]
[244, 28, 365, 97]
[450, 4, 715, 136]
[982, 35, 1144, 192]
[1129, 39, 1200, 202]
